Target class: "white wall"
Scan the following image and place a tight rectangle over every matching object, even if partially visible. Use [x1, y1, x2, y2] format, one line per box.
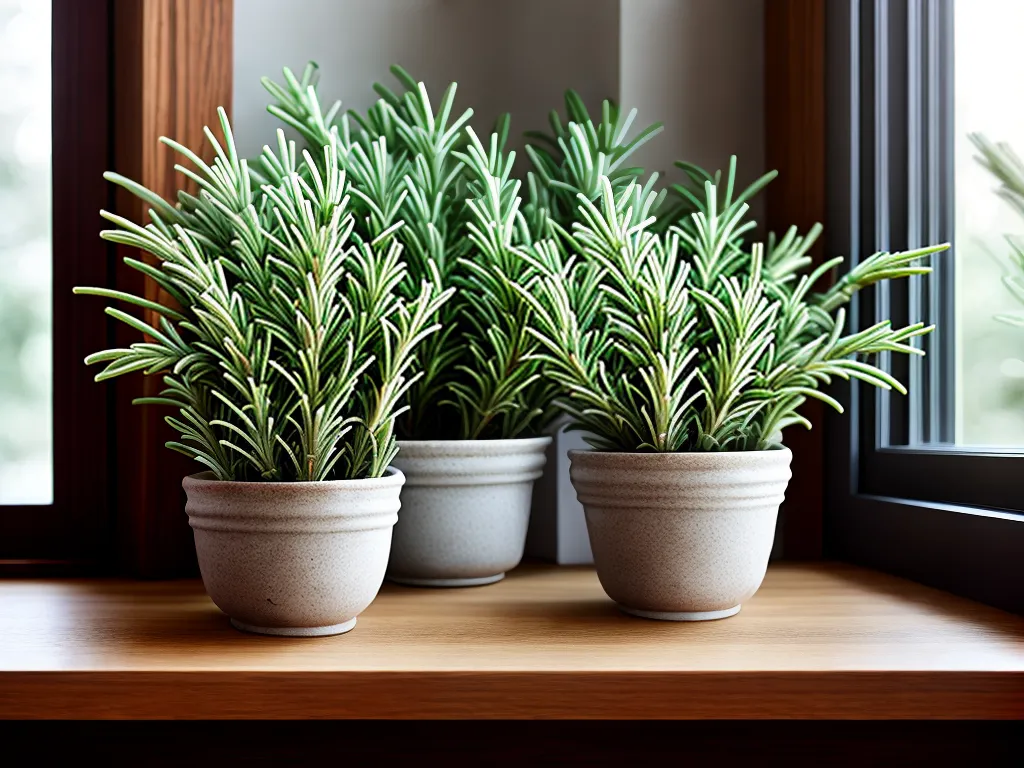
[233, 0, 620, 161]
[620, 0, 766, 222]
[234, 1, 765, 197]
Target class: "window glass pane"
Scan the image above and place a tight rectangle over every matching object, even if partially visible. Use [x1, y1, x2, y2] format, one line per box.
[0, 0, 51, 502]
[954, 0, 1024, 447]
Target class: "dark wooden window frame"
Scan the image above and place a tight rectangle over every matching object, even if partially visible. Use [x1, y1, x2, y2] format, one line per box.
[0, 0, 114, 570]
[1, 0, 232, 576]
[825, 0, 1024, 615]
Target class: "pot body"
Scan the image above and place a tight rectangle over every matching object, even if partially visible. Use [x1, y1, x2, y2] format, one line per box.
[388, 437, 551, 587]
[183, 468, 403, 636]
[569, 448, 792, 621]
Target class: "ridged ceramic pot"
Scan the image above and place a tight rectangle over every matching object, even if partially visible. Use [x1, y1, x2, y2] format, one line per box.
[387, 437, 551, 587]
[569, 448, 792, 621]
[183, 468, 404, 636]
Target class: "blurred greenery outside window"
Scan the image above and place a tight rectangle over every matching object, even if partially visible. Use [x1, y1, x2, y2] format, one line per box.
[955, 0, 1024, 447]
[0, 0, 51, 503]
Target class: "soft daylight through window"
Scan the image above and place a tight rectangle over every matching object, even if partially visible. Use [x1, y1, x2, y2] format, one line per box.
[0, 0, 51, 503]
[955, 0, 1024, 447]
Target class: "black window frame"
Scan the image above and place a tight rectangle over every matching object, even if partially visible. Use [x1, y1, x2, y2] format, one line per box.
[826, 0, 1024, 614]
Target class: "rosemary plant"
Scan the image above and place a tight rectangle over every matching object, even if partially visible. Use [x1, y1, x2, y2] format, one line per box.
[518, 160, 948, 452]
[262, 63, 559, 440]
[524, 90, 663, 237]
[76, 109, 452, 481]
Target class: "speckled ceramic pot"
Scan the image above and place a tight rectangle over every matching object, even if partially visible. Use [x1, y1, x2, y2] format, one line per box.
[183, 468, 404, 636]
[387, 437, 551, 587]
[569, 448, 792, 621]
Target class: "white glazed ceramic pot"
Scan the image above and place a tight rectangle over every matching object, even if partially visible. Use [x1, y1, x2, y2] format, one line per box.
[387, 437, 551, 587]
[568, 448, 792, 621]
[182, 468, 404, 636]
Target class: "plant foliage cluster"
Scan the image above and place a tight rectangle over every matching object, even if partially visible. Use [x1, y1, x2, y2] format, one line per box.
[77, 61, 947, 480]
[77, 110, 451, 481]
[518, 157, 946, 451]
[262, 64, 664, 441]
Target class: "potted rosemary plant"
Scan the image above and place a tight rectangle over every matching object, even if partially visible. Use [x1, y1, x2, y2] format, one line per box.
[521, 91, 666, 563]
[519, 159, 948, 621]
[262, 64, 578, 587]
[75, 109, 451, 635]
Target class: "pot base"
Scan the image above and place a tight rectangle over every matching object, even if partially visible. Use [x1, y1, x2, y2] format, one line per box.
[619, 604, 741, 622]
[388, 573, 505, 588]
[229, 617, 358, 637]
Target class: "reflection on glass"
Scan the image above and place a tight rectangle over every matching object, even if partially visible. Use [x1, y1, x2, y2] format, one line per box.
[0, 0, 51, 502]
[955, 0, 1024, 447]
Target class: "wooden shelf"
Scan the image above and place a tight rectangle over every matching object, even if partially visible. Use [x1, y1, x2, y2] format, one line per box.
[1, 563, 1022, 719]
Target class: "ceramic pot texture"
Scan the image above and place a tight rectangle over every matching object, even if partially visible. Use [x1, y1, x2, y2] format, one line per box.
[569, 448, 792, 621]
[183, 468, 403, 636]
[388, 437, 551, 587]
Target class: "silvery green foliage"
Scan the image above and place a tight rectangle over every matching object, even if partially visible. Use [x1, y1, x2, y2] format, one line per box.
[76, 109, 452, 481]
[518, 160, 948, 452]
[443, 127, 562, 437]
[252, 63, 946, 454]
[523, 90, 664, 237]
[262, 63, 559, 439]
[970, 133, 1024, 327]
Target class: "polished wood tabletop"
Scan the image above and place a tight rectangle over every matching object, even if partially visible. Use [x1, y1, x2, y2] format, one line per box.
[1, 563, 1022, 719]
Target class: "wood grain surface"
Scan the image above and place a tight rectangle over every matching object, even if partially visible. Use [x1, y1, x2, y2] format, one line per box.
[1, 563, 1022, 719]
[111, 0, 233, 577]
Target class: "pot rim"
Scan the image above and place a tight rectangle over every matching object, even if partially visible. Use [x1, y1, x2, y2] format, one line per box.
[182, 465, 406, 491]
[396, 436, 553, 452]
[568, 445, 792, 465]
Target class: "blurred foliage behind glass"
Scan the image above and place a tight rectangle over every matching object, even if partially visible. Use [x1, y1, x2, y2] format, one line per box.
[0, 0, 52, 502]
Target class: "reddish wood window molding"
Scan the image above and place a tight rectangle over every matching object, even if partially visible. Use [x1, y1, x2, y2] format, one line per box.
[765, 0, 827, 559]
[111, 0, 234, 577]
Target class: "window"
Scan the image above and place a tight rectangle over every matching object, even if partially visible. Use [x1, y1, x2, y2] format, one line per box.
[0, 0, 112, 566]
[953, 0, 1024, 447]
[826, 0, 1024, 614]
[0, 0, 52, 504]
